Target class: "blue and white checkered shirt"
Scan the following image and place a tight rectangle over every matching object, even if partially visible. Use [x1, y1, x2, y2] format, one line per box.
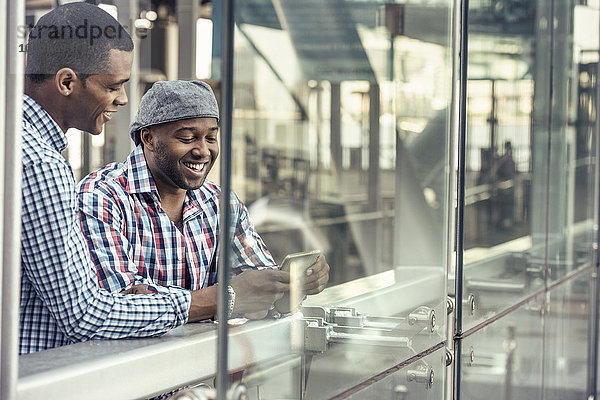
[20, 95, 191, 354]
[77, 144, 276, 294]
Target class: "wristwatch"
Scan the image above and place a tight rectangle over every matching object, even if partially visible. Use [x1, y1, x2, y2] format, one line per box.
[226, 285, 236, 319]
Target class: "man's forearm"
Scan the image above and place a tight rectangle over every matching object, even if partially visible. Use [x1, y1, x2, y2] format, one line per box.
[188, 285, 218, 321]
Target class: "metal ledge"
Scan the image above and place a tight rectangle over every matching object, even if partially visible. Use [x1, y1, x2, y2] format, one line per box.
[18, 319, 294, 400]
[18, 268, 446, 400]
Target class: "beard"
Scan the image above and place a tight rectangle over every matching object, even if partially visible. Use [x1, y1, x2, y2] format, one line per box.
[154, 140, 205, 191]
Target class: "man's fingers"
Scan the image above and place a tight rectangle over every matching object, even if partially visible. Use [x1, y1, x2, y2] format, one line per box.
[305, 257, 329, 276]
[120, 284, 152, 295]
[301, 257, 330, 292]
[303, 273, 329, 294]
[302, 269, 324, 285]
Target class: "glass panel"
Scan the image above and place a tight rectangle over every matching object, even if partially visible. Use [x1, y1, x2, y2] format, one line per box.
[238, 346, 446, 400]
[462, 0, 542, 329]
[461, 0, 599, 329]
[344, 346, 446, 400]
[547, 2, 598, 283]
[459, 295, 544, 400]
[229, 0, 453, 396]
[544, 270, 592, 400]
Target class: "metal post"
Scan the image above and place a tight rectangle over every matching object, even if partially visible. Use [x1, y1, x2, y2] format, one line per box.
[330, 82, 342, 175]
[0, 0, 6, 389]
[177, 0, 199, 80]
[127, 0, 140, 130]
[315, 82, 322, 198]
[541, 1, 557, 393]
[445, 0, 461, 398]
[2, 0, 24, 399]
[454, 0, 469, 399]
[368, 84, 382, 271]
[588, 10, 600, 396]
[217, 0, 235, 397]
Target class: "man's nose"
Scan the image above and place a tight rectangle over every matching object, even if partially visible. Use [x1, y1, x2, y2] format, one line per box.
[191, 140, 210, 157]
[115, 86, 128, 106]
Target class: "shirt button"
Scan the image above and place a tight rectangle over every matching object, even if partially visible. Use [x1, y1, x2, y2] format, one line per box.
[177, 255, 182, 261]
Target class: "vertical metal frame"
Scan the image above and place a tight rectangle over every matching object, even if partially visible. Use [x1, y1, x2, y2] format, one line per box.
[453, 0, 469, 398]
[589, 5, 600, 396]
[0, 0, 6, 391]
[216, 0, 235, 397]
[540, 2, 557, 394]
[445, 0, 461, 397]
[2, 0, 24, 399]
[176, 0, 199, 80]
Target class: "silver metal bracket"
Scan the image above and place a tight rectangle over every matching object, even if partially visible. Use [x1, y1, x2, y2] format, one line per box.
[406, 362, 434, 388]
[301, 305, 436, 333]
[445, 347, 453, 367]
[446, 296, 455, 315]
[463, 293, 476, 315]
[408, 306, 436, 332]
[463, 346, 475, 367]
[298, 307, 417, 353]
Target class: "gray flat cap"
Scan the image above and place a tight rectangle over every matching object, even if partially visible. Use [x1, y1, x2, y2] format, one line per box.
[129, 80, 219, 145]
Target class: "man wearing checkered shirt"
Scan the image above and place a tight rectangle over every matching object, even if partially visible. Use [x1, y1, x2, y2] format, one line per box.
[20, 3, 254, 354]
[77, 80, 330, 321]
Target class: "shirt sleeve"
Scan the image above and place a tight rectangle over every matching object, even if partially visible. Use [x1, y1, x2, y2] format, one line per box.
[77, 185, 176, 296]
[230, 192, 278, 272]
[20, 160, 191, 342]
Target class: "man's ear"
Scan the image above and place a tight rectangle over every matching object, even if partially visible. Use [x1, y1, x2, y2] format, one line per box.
[140, 128, 156, 151]
[55, 68, 77, 97]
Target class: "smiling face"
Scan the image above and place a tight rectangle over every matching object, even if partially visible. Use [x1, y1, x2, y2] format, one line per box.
[67, 49, 133, 135]
[142, 117, 219, 195]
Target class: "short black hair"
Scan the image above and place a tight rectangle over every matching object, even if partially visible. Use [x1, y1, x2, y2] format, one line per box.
[25, 2, 133, 84]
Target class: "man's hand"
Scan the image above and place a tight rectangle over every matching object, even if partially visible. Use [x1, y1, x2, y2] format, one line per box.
[302, 254, 329, 295]
[230, 269, 289, 318]
[120, 284, 153, 295]
[275, 254, 330, 313]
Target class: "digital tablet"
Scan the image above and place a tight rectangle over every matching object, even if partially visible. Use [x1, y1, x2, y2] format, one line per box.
[280, 250, 321, 278]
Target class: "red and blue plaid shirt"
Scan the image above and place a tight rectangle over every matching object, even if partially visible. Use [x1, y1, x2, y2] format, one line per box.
[77, 145, 276, 294]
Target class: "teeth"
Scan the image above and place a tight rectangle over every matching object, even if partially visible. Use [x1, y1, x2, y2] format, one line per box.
[184, 162, 205, 171]
[104, 111, 114, 117]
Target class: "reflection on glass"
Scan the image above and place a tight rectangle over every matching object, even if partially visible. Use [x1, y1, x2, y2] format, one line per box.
[345, 347, 446, 400]
[462, 0, 599, 330]
[460, 296, 544, 400]
[544, 272, 591, 399]
[462, 27, 539, 328]
[231, 0, 452, 397]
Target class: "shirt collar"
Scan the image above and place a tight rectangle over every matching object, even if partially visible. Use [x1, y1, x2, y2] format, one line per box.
[187, 181, 217, 207]
[183, 182, 219, 221]
[125, 144, 160, 195]
[23, 94, 68, 153]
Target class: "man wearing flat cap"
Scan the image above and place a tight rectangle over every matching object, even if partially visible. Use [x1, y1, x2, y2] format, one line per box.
[78, 80, 329, 320]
